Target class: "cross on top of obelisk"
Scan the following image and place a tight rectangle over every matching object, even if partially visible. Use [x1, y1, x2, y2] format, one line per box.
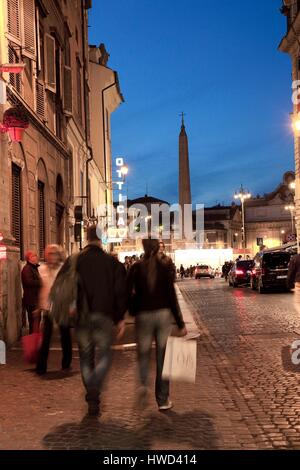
[180, 112, 186, 127]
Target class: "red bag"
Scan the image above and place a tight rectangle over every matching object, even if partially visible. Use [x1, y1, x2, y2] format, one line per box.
[22, 332, 42, 364]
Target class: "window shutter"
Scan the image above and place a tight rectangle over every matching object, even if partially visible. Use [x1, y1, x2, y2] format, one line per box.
[7, 0, 21, 42]
[45, 33, 56, 93]
[38, 180, 45, 260]
[63, 65, 72, 115]
[8, 44, 21, 93]
[23, 0, 36, 56]
[11, 163, 23, 258]
[36, 80, 45, 119]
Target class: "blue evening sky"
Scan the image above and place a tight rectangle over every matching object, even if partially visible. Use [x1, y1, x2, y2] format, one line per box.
[88, 0, 294, 207]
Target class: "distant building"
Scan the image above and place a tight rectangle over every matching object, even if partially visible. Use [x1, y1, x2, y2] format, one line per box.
[203, 204, 242, 250]
[245, 172, 295, 255]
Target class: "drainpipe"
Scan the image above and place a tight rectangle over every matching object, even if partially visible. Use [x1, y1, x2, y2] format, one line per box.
[81, 0, 93, 217]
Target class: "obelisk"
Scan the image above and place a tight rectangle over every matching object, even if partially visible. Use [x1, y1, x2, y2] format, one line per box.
[179, 113, 192, 238]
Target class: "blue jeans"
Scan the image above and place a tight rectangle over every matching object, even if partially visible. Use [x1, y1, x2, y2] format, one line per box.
[136, 309, 173, 406]
[76, 313, 114, 405]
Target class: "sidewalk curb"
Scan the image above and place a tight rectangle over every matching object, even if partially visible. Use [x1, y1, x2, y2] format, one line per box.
[175, 283, 200, 336]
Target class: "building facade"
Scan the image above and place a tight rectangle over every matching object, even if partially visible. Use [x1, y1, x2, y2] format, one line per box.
[203, 205, 242, 251]
[245, 171, 295, 255]
[279, 0, 300, 251]
[0, 0, 123, 345]
[88, 44, 124, 228]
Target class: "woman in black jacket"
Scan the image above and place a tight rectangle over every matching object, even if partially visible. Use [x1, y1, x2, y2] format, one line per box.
[21, 251, 41, 333]
[127, 239, 187, 411]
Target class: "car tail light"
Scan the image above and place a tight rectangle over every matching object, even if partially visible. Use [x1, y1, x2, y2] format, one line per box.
[236, 270, 244, 275]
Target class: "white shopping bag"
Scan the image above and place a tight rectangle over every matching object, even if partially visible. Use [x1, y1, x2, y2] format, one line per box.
[162, 337, 197, 383]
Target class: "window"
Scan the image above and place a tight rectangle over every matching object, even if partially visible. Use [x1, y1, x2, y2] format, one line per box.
[76, 58, 82, 123]
[35, 12, 45, 119]
[23, 0, 36, 57]
[63, 30, 72, 115]
[7, 0, 21, 43]
[36, 18, 44, 78]
[45, 33, 56, 93]
[11, 163, 23, 258]
[8, 43, 21, 93]
[38, 180, 45, 259]
[55, 44, 62, 138]
[7, 0, 36, 56]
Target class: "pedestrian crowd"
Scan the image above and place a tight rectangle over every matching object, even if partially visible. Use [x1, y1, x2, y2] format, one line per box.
[21, 228, 186, 417]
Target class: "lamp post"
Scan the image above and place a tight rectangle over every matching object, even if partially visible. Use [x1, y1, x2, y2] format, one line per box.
[234, 185, 251, 258]
[285, 204, 295, 235]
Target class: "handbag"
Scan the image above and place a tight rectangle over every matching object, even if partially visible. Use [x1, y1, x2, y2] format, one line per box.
[21, 320, 42, 364]
[162, 336, 197, 383]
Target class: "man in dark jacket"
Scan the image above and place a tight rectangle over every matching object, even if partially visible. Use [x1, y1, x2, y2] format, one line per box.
[75, 225, 127, 417]
[287, 253, 300, 289]
[21, 251, 41, 333]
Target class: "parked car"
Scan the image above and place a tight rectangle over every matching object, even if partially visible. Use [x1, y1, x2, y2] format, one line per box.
[250, 250, 291, 293]
[194, 265, 215, 279]
[228, 260, 254, 287]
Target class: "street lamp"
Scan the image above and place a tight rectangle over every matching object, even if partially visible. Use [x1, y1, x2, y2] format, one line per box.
[120, 164, 128, 177]
[285, 204, 296, 234]
[234, 185, 251, 258]
[291, 113, 300, 135]
[289, 181, 296, 190]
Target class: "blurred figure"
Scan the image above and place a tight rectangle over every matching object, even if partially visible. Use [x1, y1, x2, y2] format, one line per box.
[21, 251, 41, 334]
[124, 256, 131, 272]
[127, 238, 187, 411]
[36, 245, 72, 375]
[76, 226, 127, 417]
[288, 253, 300, 316]
[179, 264, 185, 279]
[158, 241, 176, 280]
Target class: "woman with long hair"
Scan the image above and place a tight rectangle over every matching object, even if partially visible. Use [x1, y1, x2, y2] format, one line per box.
[127, 238, 187, 411]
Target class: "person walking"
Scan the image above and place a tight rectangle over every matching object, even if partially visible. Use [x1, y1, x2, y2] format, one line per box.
[288, 253, 300, 316]
[179, 264, 185, 279]
[75, 225, 127, 417]
[21, 251, 41, 334]
[127, 238, 187, 411]
[36, 245, 72, 375]
[158, 241, 176, 280]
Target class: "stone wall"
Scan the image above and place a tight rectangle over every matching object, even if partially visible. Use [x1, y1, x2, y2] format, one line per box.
[0, 243, 22, 346]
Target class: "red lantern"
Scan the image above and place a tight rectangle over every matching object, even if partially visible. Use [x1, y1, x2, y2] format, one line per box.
[2, 106, 29, 142]
[7, 127, 26, 142]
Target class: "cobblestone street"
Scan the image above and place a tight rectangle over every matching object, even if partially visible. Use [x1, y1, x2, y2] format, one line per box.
[1, 278, 300, 450]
